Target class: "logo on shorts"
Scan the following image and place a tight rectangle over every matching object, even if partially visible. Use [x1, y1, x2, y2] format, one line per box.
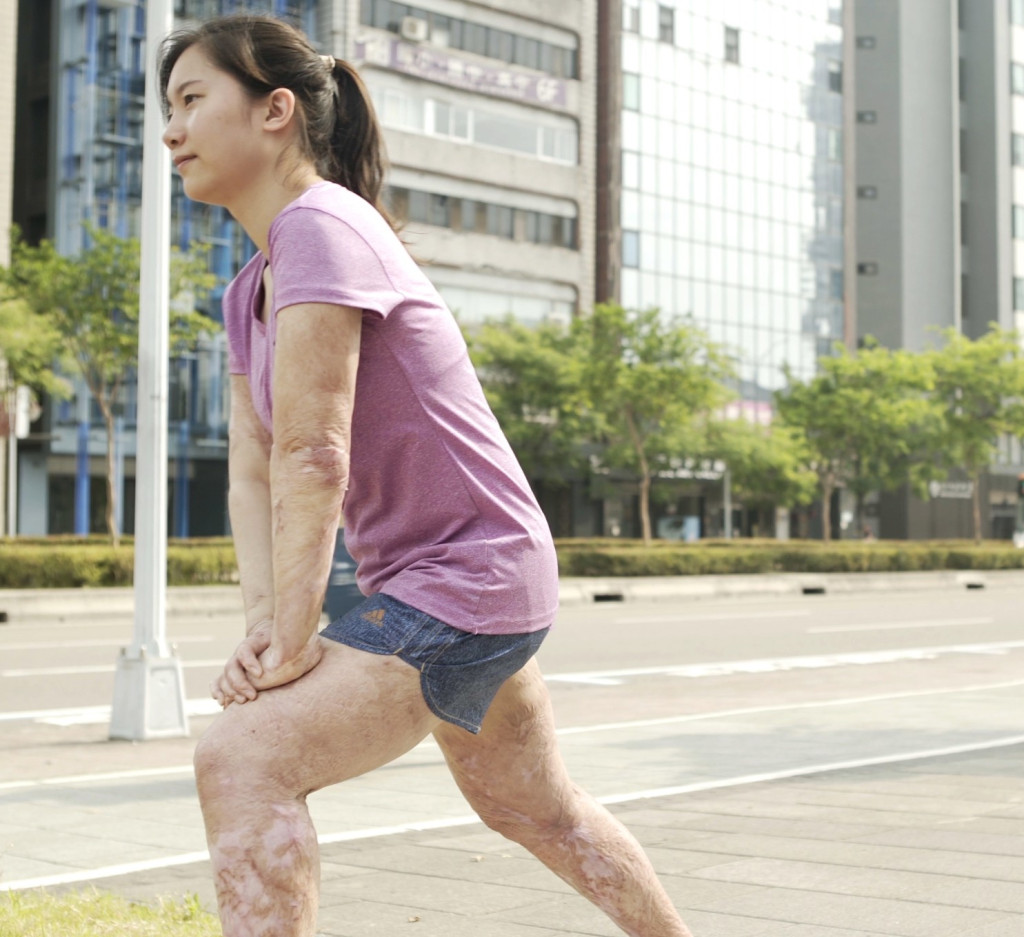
[361, 608, 386, 627]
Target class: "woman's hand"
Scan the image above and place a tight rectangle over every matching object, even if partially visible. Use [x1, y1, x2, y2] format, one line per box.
[250, 632, 324, 692]
[211, 621, 273, 708]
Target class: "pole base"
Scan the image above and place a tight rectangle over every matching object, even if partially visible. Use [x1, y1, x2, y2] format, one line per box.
[109, 650, 190, 740]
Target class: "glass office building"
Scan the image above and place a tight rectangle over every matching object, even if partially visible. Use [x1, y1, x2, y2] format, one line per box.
[611, 0, 845, 411]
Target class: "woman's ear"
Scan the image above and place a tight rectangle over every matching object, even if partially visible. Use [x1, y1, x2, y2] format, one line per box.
[263, 88, 298, 134]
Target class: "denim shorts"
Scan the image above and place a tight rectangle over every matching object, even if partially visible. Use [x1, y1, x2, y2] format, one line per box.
[320, 592, 549, 733]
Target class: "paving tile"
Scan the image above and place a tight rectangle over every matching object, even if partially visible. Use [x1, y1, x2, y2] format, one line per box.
[676, 832, 1024, 881]
[692, 856, 1024, 913]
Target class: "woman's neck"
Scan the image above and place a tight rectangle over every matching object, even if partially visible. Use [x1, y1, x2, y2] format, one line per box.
[227, 167, 325, 256]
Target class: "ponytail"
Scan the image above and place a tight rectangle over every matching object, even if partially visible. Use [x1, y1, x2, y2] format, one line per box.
[324, 59, 394, 229]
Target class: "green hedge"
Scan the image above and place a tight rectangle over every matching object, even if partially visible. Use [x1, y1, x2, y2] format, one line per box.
[0, 537, 1022, 587]
[553, 538, 1024, 577]
[0, 538, 238, 588]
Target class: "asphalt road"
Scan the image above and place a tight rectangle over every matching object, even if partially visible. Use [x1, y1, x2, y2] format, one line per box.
[3, 583, 1024, 889]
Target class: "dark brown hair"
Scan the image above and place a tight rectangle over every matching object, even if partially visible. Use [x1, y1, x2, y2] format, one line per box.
[159, 13, 394, 228]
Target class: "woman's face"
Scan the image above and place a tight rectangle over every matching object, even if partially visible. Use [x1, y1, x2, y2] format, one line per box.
[163, 45, 270, 207]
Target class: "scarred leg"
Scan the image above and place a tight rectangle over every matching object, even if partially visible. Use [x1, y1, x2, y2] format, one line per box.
[194, 640, 441, 937]
[434, 659, 694, 937]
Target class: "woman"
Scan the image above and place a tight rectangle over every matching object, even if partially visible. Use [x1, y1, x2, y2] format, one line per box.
[159, 14, 693, 937]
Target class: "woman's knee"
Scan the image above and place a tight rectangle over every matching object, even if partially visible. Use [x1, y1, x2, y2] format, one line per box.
[193, 711, 280, 807]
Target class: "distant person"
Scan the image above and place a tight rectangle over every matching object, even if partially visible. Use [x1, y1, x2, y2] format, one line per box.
[159, 14, 694, 937]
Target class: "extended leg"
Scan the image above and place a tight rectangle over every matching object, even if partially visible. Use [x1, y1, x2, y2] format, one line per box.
[433, 659, 693, 937]
[194, 642, 440, 937]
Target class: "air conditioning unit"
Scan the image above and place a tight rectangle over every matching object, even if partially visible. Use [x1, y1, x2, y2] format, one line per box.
[400, 16, 430, 42]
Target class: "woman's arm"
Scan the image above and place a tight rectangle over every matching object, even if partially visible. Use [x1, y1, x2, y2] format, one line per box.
[227, 375, 275, 633]
[255, 300, 361, 687]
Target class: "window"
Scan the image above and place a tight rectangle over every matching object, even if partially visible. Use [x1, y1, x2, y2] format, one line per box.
[1013, 62, 1024, 94]
[623, 73, 640, 111]
[359, 0, 579, 78]
[856, 36, 876, 49]
[827, 128, 842, 161]
[622, 230, 640, 268]
[657, 5, 675, 43]
[857, 185, 878, 199]
[485, 204, 514, 239]
[856, 110, 877, 123]
[725, 27, 740, 64]
[1013, 133, 1024, 165]
[1013, 0, 1024, 26]
[830, 269, 844, 301]
[623, 0, 640, 33]
[1015, 277, 1024, 311]
[828, 60, 842, 93]
[857, 262, 879, 276]
[1013, 205, 1024, 238]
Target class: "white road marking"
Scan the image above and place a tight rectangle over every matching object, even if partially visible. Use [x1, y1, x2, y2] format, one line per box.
[0, 659, 226, 677]
[544, 639, 1024, 685]
[807, 617, 993, 635]
[0, 697, 221, 726]
[7, 678, 1023, 790]
[614, 610, 811, 625]
[555, 678, 1024, 735]
[0, 636, 213, 651]
[4, 731, 1024, 893]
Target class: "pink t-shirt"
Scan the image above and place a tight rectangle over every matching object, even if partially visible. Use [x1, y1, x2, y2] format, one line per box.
[223, 181, 558, 635]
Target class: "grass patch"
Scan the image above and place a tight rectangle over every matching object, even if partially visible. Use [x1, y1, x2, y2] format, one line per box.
[0, 889, 220, 936]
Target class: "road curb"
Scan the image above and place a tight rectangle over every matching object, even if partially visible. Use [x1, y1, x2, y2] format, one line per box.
[0, 570, 1022, 623]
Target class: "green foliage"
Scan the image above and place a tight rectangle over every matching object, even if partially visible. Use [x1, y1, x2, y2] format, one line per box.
[0, 538, 237, 587]
[0, 889, 220, 936]
[553, 538, 1024, 576]
[707, 419, 816, 508]
[465, 315, 593, 482]
[775, 340, 942, 541]
[573, 304, 735, 542]
[0, 225, 219, 545]
[927, 325, 1024, 540]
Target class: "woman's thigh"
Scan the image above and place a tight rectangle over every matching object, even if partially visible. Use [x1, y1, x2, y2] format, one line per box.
[432, 659, 575, 817]
[197, 638, 443, 798]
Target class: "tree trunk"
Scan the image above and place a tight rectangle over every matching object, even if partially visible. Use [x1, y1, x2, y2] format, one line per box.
[624, 409, 653, 543]
[972, 469, 982, 544]
[821, 475, 833, 543]
[639, 470, 652, 544]
[97, 395, 119, 548]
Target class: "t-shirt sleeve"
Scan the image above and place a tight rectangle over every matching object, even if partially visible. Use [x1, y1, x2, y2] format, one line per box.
[269, 207, 404, 319]
[222, 273, 251, 376]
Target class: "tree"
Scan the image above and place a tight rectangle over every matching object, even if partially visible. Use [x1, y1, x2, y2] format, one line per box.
[574, 304, 733, 543]
[928, 325, 1024, 541]
[0, 225, 216, 545]
[775, 341, 939, 542]
[707, 418, 817, 518]
[464, 315, 594, 484]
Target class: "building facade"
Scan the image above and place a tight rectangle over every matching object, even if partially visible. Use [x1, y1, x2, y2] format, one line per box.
[11, 0, 597, 537]
[853, 0, 1024, 539]
[597, 0, 847, 537]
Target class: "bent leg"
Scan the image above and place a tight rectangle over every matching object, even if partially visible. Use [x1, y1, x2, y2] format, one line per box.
[434, 659, 693, 937]
[194, 640, 440, 937]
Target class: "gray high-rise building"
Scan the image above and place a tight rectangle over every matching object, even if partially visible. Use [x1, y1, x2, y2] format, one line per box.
[10, 0, 597, 536]
[853, 0, 1024, 538]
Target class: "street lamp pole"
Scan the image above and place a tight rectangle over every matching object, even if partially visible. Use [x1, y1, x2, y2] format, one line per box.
[110, 0, 188, 740]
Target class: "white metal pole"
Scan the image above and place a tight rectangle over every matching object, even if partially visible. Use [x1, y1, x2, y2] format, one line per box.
[110, 0, 188, 740]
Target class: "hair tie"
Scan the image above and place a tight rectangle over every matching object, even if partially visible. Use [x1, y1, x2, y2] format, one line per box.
[321, 54, 336, 71]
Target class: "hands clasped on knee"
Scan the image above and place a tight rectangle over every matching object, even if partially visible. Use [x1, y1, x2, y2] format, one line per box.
[211, 621, 324, 707]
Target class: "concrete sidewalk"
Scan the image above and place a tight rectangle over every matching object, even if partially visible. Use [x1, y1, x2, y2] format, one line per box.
[49, 743, 1024, 937]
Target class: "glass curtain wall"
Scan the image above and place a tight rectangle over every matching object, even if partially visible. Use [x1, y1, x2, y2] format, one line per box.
[619, 0, 844, 405]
